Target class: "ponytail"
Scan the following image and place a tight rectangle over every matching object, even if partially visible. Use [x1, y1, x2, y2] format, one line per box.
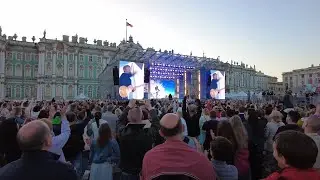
[94, 111, 102, 128]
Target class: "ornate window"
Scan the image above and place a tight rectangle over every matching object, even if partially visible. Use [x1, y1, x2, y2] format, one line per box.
[88, 66, 93, 79]
[5, 64, 13, 76]
[56, 85, 63, 97]
[15, 64, 22, 76]
[96, 67, 101, 78]
[46, 62, 52, 75]
[47, 52, 52, 60]
[79, 55, 84, 63]
[6, 85, 11, 98]
[26, 53, 31, 61]
[69, 54, 73, 61]
[58, 52, 63, 60]
[56, 62, 63, 75]
[6, 52, 12, 60]
[68, 64, 74, 77]
[78, 86, 84, 94]
[97, 57, 102, 64]
[25, 86, 31, 98]
[25, 64, 31, 77]
[89, 56, 93, 62]
[45, 84, 51, 97]
[15, 85, 21, 98]
[79, 65, 84, 78]
[68, 85, 73, 97]
[34, 65, 38, 77]
[35, 55, 39, 61]
[17, 53, 22, 60]
[88, 86, 93, 97]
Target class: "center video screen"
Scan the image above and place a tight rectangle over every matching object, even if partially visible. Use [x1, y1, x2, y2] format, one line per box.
[119, 60, 145, 100]
[149, 79, 175, 99]
[208, 70, 226, 100]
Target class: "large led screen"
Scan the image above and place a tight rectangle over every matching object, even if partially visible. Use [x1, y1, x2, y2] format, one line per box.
[119, 61, 145, 99]
[149, 79, 175, 99]
[209, 70, 225, 100]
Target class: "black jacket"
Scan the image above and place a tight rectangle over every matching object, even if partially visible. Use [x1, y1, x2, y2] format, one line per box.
[0, 150, 77, 180]
[182, 98, 202, 137]
[117, 107, 160, 175]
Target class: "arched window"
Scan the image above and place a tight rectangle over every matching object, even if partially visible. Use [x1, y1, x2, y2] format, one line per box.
[5, 85, 11, 98]
[78, 86, 84, 94]
[45, 84, 51, 97]
[46, 62, 52, 75]
[17, 53, 22, 60]
[47, 52, 52, 60]
[56, 62, 63, 75]
[25, 86, 31, 98]
[25, 64, 31, 77]
[34, 65, 38, 77]
[88, 86, 93, 97]
[68, 85, 73, 97]
[89, 66, 93, 79]
[58, 52, 63, 60]
[5, 64, 13, 76]
[68, 64, 74, 77]
[15, 64, 22, 76]
[16, 85, 21, 98]
[26, 53, 31, 61]
[79, 65, 84, 78]
[69, 54, 73, 61]
[56, 85, 63, 97]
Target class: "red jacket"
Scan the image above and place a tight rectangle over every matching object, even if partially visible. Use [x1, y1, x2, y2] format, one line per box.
[264, 167, 320, 180]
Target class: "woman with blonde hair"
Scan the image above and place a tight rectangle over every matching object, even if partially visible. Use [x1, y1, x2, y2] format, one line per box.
[263, 110, 285, 176]
[199, 108, 210, 145]
[229, 115, 250, 180]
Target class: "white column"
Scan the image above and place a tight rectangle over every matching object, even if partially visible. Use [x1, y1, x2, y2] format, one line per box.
[37, 82, 42, 100]
[52, 51, 56, 76]
[74, 83, 78, 96]
[63, 83, 67, 99]
[63, 53, 68, 78]
[0, 50, 5, 100]
[52, 83, 56, 98]
[74, 55, 78, 78]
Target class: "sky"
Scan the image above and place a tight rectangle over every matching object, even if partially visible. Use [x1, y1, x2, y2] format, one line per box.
[1, 0, 319, 81]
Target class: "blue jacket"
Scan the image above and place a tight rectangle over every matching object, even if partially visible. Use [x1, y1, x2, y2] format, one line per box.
[119, 73, 132, 87]
[90, 139, 120, 164]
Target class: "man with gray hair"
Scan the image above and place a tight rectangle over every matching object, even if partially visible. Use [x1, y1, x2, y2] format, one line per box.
[102, 104, 118, 134]
[0, 120, 77, 180]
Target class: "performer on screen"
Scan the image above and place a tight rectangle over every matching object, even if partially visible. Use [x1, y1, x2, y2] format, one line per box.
[210, 73, 219, 91]
[119, 65, 136, 99]
[210, 72, 225, 99]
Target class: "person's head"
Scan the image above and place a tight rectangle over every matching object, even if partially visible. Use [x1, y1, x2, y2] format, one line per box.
[202, 108, 210, 117]
[270, 110, 283, 123]
[77, 110, 87, 121]
[123, 65, 131, 73]
[304, 115, 320, 133]
[39, 118, 53, 132]
[239, 106, 246, 113]
[176, 107, 183, 119]
[38, 109, 49, 119]
[212, 73, 218, 80]
[105, 105, 113, 112]
[209, 110, 217, 119]
[66, 112, 77, 123]
[114, 108, 122, 118]
[127, 106, 143, 123]
[159, 113, 183, 139]
[97, 123, 112, 148]
[17, 120, 52, 151]
[265, 106, 273, 116]
[210, 136, 234, 162]
[92, 106, 102, 114]
[273, 130, 318, 169]
[33, 105, 41, 113]
[286, 111, 300, 124]
[217, 120, 238, 150]
[94, 111, 102, 121]
[187, 104, 197, 117]
[229, 115, 248, 149]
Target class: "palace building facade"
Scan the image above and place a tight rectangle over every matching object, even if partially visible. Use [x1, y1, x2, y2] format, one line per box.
[0, 27, 278, 100]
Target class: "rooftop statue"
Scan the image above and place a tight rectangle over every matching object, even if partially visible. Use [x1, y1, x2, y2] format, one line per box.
[0, 26, 2, 36]
[43, 30, 46, 39]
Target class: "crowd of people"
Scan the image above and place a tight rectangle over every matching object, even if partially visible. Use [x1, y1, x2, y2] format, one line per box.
[0, 96, 320, 180]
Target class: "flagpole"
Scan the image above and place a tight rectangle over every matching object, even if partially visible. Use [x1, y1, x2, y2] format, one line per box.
[126, 19, 128, 42]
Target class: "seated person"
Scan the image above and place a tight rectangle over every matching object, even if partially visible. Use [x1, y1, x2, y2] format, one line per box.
[265, 130, 320, 180]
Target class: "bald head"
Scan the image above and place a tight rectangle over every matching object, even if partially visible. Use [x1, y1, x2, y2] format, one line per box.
[160, 113, 182, 137]
[128, 107, 143, 123]
[306, 115, 320, 133]
[17, 120, 51, 151]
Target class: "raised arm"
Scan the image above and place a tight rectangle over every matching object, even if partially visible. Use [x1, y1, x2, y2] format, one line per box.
[52, 106, 70, 149]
